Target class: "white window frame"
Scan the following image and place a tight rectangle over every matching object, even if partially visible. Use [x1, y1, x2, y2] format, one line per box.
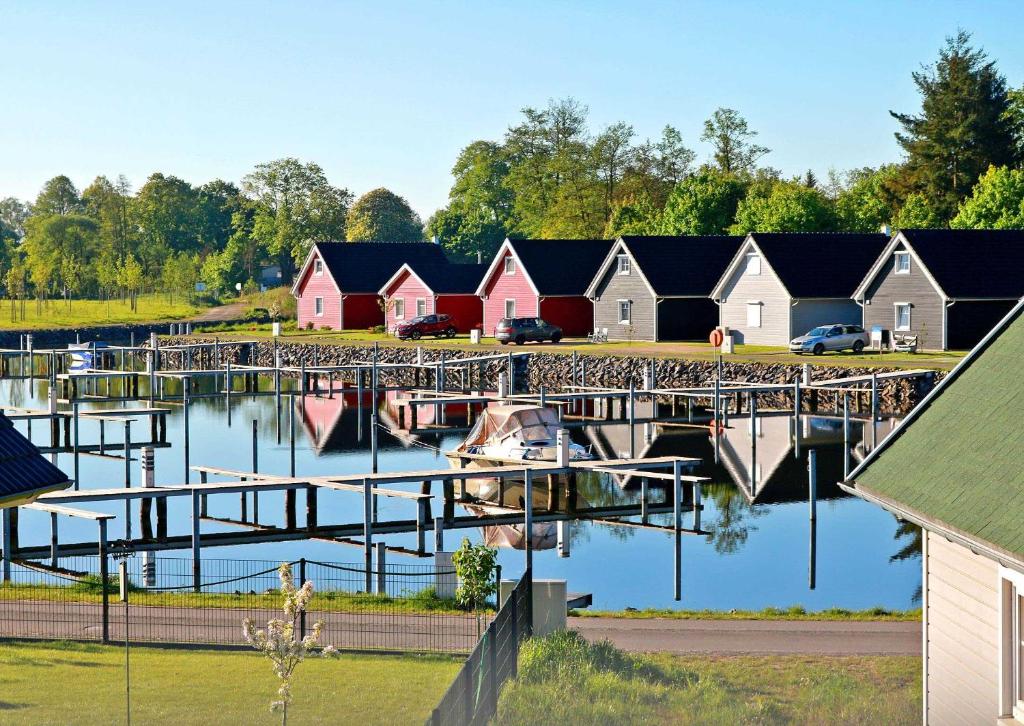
[504, 256, 515, 275]
[617, 299, 631, 324]
[504, 298, 516, 319]
[745, 253, 761, 276]
[394, 298, 405, 319]
[314, 296, 324, 317]
[746, 301, 762, 328]
[617, 254, 630, 275]
[1000, 567, 1024, 721]
[894, 251, 910, 275]
[894, 303, 911, 331]
[314, 259, 324, 276]
[416, 298, 427, 317]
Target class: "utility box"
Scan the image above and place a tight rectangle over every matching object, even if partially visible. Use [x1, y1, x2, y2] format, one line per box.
[272, 322, 282, 337]
[469, 328, 481, 344]
[499, 578, 567, 637]
[434, 552, 457, 599]
[721, 334, 735, 354]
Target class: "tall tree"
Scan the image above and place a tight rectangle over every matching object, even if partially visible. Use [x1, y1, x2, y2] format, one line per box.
[1004, 85, 1024, 166]
[731, 178, 837, 233]
[196, 179, 244, 254]
[0, 197, 30, 240]
[346, 188, 423, 242]
[890, 30, 1017, 221]
[620, 125, 696, 208]
[132, 173, 202, 273]
[701, 108, 770, 173]
[592, 122, 635, 222]
[658, 170, 748, 235]
[33, 175, 83, 216]
[832, 166, 902, 232]
[950, 165, 1024, 229]
[83, 175, 135, 265]
[894, 192, 941, 229]
[242, 158, 351, 278]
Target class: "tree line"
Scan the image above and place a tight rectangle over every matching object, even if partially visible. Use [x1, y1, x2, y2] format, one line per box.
[428, 30, 1024, 259]
[2, 30, 1022, 313]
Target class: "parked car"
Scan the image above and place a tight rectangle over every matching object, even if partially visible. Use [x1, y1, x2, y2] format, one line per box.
[395, 314, 457, 340]
[495, 318, 563, 345]
[789, 324, 869, 355]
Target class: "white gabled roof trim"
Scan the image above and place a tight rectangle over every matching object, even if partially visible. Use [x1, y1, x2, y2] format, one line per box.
[710, 235, 792, 300]
[584, 237, 657, 299]
[377, 263, 434, 297]
[291, 244, 341, 297]
[473, 239, 540, 297]
[851, 231, 948, 301]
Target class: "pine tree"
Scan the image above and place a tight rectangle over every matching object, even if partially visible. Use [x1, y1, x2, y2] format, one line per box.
[890, 30, 1017, 222]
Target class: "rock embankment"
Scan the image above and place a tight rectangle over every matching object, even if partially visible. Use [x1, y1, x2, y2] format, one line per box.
[154, 339, 937, 415]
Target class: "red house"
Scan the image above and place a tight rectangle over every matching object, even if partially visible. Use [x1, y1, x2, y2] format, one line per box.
[475, 238, 612, 337]
[292, 242, 447, 330]
[378, 262, 487, 333]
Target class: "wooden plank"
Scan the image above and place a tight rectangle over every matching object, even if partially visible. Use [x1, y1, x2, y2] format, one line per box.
[23, 502, 116, 520]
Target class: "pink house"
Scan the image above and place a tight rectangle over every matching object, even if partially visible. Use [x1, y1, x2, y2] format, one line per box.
[292, 242, 447, 330]
[475, 238, 612, 337]
[378, 263, 487, 333]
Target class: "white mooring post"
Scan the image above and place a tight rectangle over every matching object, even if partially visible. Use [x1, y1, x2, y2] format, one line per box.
[524, 468, 534, 577]
[556, 429, 570, 467]
[375, 541, 386, 595]
[673, 459, 682, 602]
[141, 447, 156, 586]
[557, 521, 570, 558]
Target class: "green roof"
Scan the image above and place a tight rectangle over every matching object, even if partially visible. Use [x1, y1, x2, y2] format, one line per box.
[849, 298, 1024, 563]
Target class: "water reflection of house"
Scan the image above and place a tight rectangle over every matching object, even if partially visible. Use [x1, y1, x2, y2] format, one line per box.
[717, 412, 853, 503]
[298, 389, 413, 456]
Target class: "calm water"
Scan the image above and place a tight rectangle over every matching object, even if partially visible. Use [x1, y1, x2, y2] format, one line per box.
[2, 375, 921, 611]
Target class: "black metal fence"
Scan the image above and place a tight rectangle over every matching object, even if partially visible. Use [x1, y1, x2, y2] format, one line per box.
[0, 555, 484, 653]
[427, 569, 533, 726]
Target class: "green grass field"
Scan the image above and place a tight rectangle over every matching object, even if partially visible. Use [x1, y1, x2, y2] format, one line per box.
[495, 631, 920, 725]
[0, 640, 459, 725]
[0, 295, 206, 330]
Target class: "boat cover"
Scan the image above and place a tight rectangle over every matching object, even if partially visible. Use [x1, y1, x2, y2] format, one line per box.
[456, 405, 560, 451]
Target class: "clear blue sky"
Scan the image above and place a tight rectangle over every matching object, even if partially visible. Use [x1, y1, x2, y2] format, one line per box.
[3, 1, 1021, 219]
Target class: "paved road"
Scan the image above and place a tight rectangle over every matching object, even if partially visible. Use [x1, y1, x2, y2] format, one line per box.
[191, 302, 247, 322]
[572, 616, 921, 656]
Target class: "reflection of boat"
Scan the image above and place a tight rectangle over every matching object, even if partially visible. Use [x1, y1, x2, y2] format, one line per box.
[461, 480, 558, 550]
[448, 405, 592, 465]
[68, 342, 108, 373]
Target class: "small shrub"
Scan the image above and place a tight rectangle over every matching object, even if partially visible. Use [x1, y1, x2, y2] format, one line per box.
[370, 325, 385, 334]
[305, 321, 314, 331]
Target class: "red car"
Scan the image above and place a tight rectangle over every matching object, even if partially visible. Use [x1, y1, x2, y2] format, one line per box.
[395, 314, 457, 340]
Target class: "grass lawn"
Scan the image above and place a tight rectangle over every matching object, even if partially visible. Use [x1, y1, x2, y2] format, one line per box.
[570, 604, 921, 622]
[0, 639, 459, 725]
[188, 325, 964, 371]
[495, 631, 920, 725]
[0, 295, 206, 330]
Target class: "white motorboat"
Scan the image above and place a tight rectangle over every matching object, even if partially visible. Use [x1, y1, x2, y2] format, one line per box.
[447, 405, 592, 465]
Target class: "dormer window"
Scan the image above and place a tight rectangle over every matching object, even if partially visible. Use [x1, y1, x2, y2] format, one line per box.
[617, 254, 630, 275]
[894, 251, 910, 274]
[314, 259, 324, 276]
[745, 254, 761, 276]
[504, 256, 515, 275]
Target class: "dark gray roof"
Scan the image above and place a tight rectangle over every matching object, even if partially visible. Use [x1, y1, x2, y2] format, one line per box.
[510, 239, 613, 295]
[316, 242, 448, 293]
[0, 413, 70, 506]
[620, 236, 745, 296]
[900, 228, 1024, 299]
[413, 263, 488, 295]
[750, 232, 890, 298]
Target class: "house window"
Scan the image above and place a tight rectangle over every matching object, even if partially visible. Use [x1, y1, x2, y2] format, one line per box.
[617, 254, 630, 275]
[894, 252, 910, 274]
[745, 254, 761, 276]
[504, 299, 516, 318]
[746, 302, 761, 328]
[1000, 568, 1024, 721]
[504, 257, 515, 275]
[314, 259, 323, 276]
[895, 303, 911, 331]
[618, 300, 631, 324]
[416, 298, 426, 317]
[314, 297, 324, 317]
[394, 298, 405, 319]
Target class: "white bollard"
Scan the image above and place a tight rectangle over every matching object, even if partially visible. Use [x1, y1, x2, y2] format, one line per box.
[556, 429, 570, 467]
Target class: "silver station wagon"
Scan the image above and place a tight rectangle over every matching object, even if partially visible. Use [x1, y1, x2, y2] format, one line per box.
[789, 324, 869, 355]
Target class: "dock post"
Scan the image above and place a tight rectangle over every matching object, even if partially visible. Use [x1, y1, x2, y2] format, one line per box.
[523, 468, 533, 576]
[225, 359, 232, 426]
[842, 393, 850, 480]
[1, 507, 11, 582]
[183, 376, 191, 484]
[871, 372, 879, 422]
[628, 379, 636, 458]
[793, 379, 801, 459]
[433, 516, 444, 553]
[49, 512, 59, 567]
[376, 541, 386, 595]
[306, 485, 318, 531]
[713, 378, 721, 465]
[640, 477, 649, 524]
[73, 402, 80, 489]
[251, 419, 259, 524]
[557, 520, 570, 558]
[191, 489, 201, 592]
[693, 480, 702, 531]
[808, 449, 817, 590]
[98, 518, 109, 641]
[416, 499, 427, 553]
[123, 420, 132, 541]
[749, 394, 758, 496]
[289, 397, 296, 477]
[363, 479, 373, 592]
[140, 447, 154, 540]
[673, 459, 682, 602]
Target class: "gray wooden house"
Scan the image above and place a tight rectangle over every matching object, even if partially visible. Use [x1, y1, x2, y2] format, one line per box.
[710, 232, 889, 346]
[842, 297, 1024, 724]
[853, 228, 1024, 351]
[584, 235, 743, 341]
